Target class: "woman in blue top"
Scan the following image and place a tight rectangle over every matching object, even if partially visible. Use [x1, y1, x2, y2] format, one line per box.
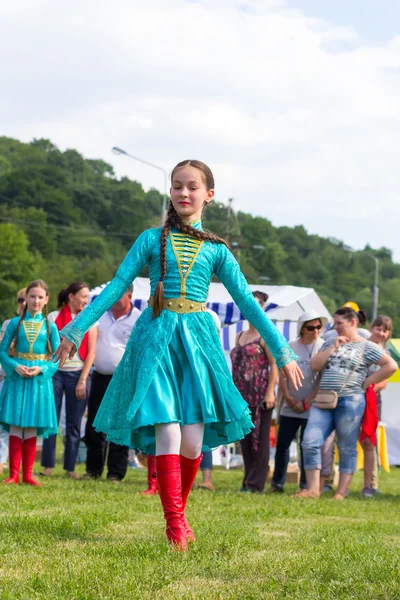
[55, 159, 302, 550]
[0, 280, 60, 486]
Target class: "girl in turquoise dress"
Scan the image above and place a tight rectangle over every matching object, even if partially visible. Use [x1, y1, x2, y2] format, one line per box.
[55, 160, 303, 550]
[0, 280, 59, 486]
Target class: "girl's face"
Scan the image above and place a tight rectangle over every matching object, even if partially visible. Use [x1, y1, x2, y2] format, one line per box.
[170, 166, 214, 223]
[334, 315, 357, 336]
[370, 325, 391, 346]
[26, 286, 48, 315]
[69, 287, 89, 313]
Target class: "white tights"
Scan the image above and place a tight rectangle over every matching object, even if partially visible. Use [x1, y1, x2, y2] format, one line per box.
[9, 426, 36, 440]
[155, 423, 204, 459]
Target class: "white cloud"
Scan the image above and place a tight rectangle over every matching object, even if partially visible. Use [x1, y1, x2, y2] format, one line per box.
[1, 0, 400, 259]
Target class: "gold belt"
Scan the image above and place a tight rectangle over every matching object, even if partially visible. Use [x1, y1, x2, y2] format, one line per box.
[16, 352, 47, 361]
[148, 296, 207, 314]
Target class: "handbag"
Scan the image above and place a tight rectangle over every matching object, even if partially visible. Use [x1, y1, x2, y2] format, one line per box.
[313, 341, 366, 410]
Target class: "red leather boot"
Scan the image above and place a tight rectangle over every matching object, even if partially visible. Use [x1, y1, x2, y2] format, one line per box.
[141, 455, 158, 495]
[22, 437, 41, 486]
[2, 435, 22, 484]
[180, 454, 202, 542]
[156, 454, 187, 551]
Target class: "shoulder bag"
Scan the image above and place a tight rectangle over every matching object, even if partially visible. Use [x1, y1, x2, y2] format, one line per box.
[313, 341, 366, 410]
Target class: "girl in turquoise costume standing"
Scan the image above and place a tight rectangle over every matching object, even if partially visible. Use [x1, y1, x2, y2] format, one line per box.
[55, 160, 303, 550]
[0, 280, 59, 485]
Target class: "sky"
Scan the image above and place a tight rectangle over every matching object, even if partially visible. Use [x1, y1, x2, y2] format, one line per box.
[1, 0, 400, 259]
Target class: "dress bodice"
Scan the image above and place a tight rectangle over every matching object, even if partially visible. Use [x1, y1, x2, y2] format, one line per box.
[10, 313, 54, 355]
[0, 312, 60, 378]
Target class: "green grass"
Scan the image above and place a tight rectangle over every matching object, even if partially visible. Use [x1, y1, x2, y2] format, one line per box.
[1, 459, 400, 600]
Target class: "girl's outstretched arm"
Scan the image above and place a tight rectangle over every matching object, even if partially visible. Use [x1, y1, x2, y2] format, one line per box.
[54, 229, 153, 367]
[215, 244, 303, 389]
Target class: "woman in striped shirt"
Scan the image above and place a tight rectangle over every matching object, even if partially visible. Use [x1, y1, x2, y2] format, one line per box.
[299, 306, 396, 500]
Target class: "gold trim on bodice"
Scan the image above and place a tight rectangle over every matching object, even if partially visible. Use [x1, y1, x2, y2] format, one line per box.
[169, 232, 204, 296]
[22, 320, 44, 354]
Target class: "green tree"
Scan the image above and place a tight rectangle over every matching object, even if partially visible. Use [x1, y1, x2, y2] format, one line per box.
[0, 224, 40, 320]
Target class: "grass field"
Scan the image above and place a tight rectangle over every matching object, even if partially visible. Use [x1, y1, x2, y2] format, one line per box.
[1, 458, 400, 600]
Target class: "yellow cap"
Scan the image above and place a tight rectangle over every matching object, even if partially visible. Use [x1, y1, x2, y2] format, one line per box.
[342, 301, 360, 312]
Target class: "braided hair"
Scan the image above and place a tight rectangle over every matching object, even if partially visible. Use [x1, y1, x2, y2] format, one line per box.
[8, 279, 52, 359]
[8, 302, 28, 358]
[152, 160, 229, 318]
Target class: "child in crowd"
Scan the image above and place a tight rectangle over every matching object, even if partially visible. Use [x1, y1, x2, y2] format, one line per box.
[0, 280, 59, 485]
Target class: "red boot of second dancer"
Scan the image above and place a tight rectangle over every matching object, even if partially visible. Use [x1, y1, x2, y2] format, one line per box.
[2, 435, 22, 485]
[22, 437, 41, 486]
[141, 455, 158, 495]
[156, 454, 187, 551]
[180, 454, 202, 542]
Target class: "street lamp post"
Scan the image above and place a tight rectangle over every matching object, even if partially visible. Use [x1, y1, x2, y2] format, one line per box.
[112, 146, 168, 224]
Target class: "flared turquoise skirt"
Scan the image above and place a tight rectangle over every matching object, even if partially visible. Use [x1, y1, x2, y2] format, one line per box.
[0, 359, 58, 438]
[93, 307, 253, 454]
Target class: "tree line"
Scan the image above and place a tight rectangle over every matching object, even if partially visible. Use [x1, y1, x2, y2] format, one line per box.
[1, 136, 399, 333]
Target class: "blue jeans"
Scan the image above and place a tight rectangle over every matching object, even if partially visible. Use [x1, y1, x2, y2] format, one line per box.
[41, 370, 90, 472]
[302, 394, 365, 475]
[200, 451, 213, 470]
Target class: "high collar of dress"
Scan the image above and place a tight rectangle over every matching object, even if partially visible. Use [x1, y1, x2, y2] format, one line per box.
[181, 219, 203, 231]
[25, 311, 44, 321]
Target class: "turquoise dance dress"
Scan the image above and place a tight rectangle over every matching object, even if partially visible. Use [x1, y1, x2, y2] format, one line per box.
[0, 313, 59, 437]
[61, 222, 296, 454]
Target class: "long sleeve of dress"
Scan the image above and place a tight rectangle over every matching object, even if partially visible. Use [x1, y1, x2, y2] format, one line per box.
[0, 320, 19, 376]
[39, 323, 61, 379]
[61, 229, 152, 348]
[215, 244, 296, 369]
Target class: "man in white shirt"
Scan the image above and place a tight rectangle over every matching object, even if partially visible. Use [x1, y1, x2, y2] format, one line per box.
[84, 285, 141, 483]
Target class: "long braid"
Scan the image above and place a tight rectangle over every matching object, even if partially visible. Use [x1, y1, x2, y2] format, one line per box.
[152, 220, 171, 319]
[8, 304, 28, 357]
[152, 201, 229, 318]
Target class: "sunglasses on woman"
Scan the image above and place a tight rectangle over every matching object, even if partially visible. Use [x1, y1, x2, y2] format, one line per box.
[305, 324, 322, 332]
[17, 297, 26, 304]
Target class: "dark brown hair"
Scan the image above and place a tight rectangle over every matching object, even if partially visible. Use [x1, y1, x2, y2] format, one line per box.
[371, 315, 392, 337]
[9, 279, 52, 359]
[152, 160, 228, 318]
[57, 281, 88, 308]
[252, 291, 269, 304]
[334, 306, 367, 326]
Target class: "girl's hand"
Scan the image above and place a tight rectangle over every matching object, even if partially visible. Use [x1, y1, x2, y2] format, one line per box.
[76, 379, 87, 401]
[53, 338, 77, 368]
[15, 365, 32, 378]
[28, 367, 42, 377]
[280, 361, 303, 391]
[334, 336, 349, 349]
